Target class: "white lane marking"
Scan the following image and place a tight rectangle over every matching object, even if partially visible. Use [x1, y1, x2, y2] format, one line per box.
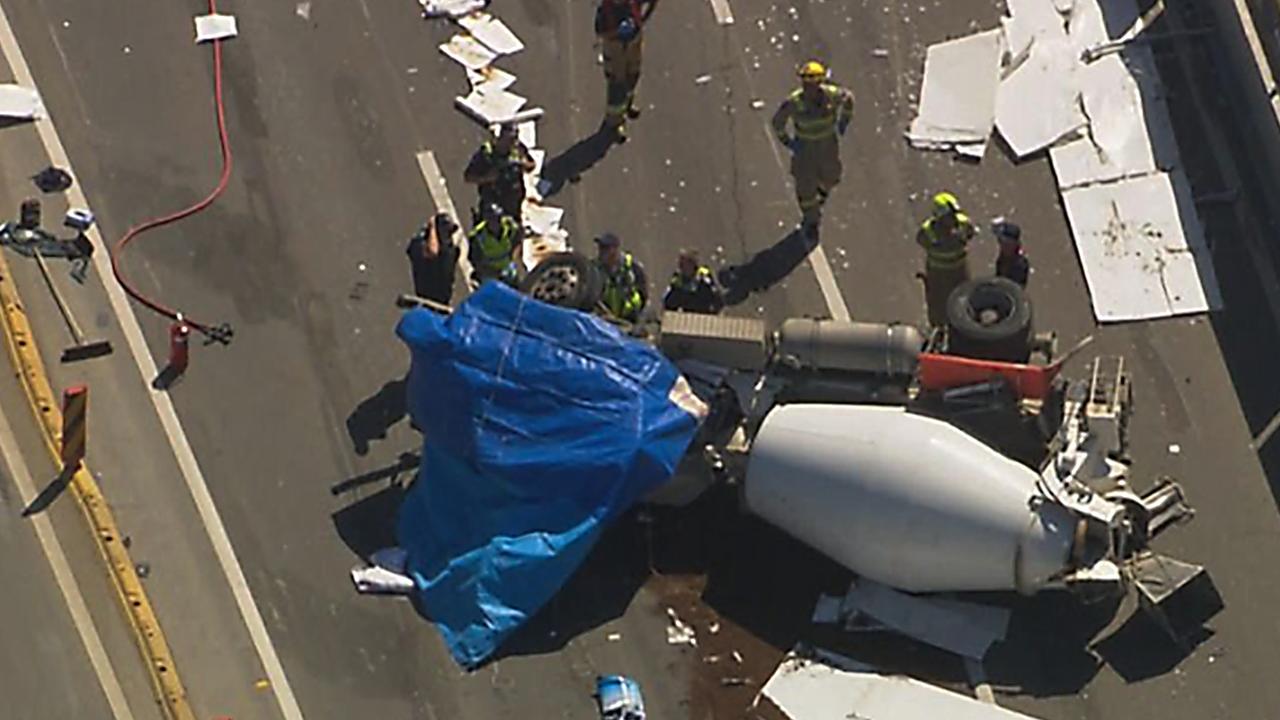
[0, 8, 306, 720]
[416, 149, 474, 288]
[708, 0, 735, 26]
[0, 405, 135, 720]
[963, 657, 997, 705]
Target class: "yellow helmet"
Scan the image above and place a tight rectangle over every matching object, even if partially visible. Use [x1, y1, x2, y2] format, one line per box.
[931, 191, 961, 217]
[798, 60, 828, 83]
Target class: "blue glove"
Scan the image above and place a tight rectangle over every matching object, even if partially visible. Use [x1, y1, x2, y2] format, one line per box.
[617, 18, 638, 42]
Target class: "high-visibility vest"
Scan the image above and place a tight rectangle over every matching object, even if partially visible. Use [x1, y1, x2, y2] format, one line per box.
[668, 266, 713, 293]
[468, 217, 519, 273]
[602, 253, 644, 319]
[918, 214, 974, 270]
[785, 84, 849, 141]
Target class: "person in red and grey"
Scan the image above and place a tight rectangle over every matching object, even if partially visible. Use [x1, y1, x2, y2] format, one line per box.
[992, 218, 1030, 288]
[595, 0, 658, 143]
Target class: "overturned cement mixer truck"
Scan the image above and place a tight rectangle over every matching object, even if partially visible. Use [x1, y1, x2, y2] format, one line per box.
[411, 250, 1218, 642]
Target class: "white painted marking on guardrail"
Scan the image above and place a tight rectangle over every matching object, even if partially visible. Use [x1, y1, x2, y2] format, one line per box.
[0, 7, 307, 719]
[709, 0, 735, 26]
[0, 404, 135, 720]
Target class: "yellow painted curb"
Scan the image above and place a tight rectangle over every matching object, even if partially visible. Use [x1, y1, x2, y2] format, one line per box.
[0, 249, 195, 720]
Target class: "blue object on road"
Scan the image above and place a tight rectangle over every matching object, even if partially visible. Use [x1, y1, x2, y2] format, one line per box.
[395, 283, 702, 668]
[596, 675, 647, 720]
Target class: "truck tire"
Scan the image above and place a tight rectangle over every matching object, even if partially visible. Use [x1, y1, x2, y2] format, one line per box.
[520, 252, 603, 311]
[946, 277, 1033, 362]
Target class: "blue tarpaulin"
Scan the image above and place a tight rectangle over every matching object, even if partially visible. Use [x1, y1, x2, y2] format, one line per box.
[394, 283, 702, 668]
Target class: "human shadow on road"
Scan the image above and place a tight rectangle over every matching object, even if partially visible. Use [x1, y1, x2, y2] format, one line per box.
[538, 128, 615, 199]
[346, 378, 407, 457]
[331, 451, 420, 497]
[717, 228, 818, 306]
[332, 481, 408, 562]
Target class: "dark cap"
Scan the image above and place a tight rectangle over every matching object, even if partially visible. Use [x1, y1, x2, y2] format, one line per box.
[594, 232, 621, 247]
[993, 219, 1022, 243]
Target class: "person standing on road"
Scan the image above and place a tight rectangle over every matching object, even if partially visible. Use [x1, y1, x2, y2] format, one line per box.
[595, 232, 648, 322]
[772, 60, 854, 239]
[915, 192, 976, 326]
[406, 213, 460, 307]
[467, 203, 523, 286]
[463, 123, 535, 225]
[663, 248, 725, 314]
[992, 218, 1030, 288]
[596, 0, 658, 144]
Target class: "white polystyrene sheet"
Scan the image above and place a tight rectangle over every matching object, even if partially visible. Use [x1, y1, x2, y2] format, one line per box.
[466, 65, 517, 93]
[1002, 0, 1066, 62]
[1048, 52, 1176, 188]
[517, 120, 537, 149]
[0, 85, 45, 119]
[995, 33, 1085, 157]
[194, 13, 238, 43]
[440, 33, 498, 71]
[842, 579, 1010, 660]
[1062, 171, 1221, 322]
[458, 13, 525, 55]
[522, 226, 569, 270]
[455, 87, 528, 125]
[527, 148, 546, 177]
[907, 30, 1003, 149]
[523, 202, 563, 236]
[763, 649, 1043, 720]
[420, 0, 487, 18]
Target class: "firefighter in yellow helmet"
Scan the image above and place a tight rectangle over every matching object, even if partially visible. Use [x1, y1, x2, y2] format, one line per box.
[915, 191, 976, 326]
[772, 60, 854, 238]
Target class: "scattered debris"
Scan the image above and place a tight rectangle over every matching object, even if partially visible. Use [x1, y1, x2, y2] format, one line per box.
[194, 13, 239, 43]
[1169, 443, 1181, 454]
[810, 593, 843, 623]
[871, 47, 889, 58]
[720, 677, 750, 686]
[296, 2, 311, 20]
[440, 34, 498, 71]
[841, 579, 1010, 660]
[595, 675, 646, 720]
[764, 647, 1045, 719]
[135, 562, 150, 579]
[32, 167, 72, 193]
[351, 547, 415, 594]
[0, 85, 46, 120]
[906, 30, 1002, 158]
[455, 87, 528, 125]
[466, 65, 518, 93]
[420, 0, 488, 18]
[458, 13, 525, 55]
[750, 99, 766, 109]
[665, 607, 697, 646]
[708, 621, 720, 634]
[606, 632, 622, 642]
[732, 650, 744, 664]
[694, 74, 712, 85]
[1062, 171, 1221, 321]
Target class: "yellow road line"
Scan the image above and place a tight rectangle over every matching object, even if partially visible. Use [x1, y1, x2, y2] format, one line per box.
[0, 251, 194, 720]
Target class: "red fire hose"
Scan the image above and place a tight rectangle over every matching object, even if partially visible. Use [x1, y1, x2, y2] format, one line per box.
[107, 0, 234, 345]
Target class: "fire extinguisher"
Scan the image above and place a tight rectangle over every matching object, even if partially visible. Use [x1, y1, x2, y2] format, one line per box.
[169, 315, 191, 374]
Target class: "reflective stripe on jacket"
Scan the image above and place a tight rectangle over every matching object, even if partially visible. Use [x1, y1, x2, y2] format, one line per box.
[468, 217, 520, 272]
[602, 253, 645, 319]
[773, 83, 853, 142]
[917, 213, 974, 269]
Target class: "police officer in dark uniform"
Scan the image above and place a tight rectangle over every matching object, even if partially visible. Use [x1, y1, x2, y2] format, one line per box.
[463, 123, 535, 224]
[992, 218, 1030, 288]
[663, 248, 724, 314]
